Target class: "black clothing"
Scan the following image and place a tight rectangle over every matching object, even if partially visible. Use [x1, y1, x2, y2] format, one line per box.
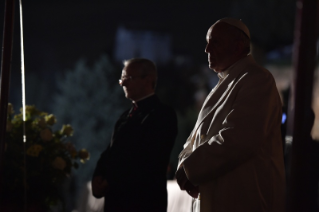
[93, 95, 178, 212]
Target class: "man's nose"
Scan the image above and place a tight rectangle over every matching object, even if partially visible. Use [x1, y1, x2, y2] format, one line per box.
[205, 44, 210, 53]
[121, 79, 129, 86]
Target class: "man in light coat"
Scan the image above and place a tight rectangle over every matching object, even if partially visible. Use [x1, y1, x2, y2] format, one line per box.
[176, 18, 285, 212]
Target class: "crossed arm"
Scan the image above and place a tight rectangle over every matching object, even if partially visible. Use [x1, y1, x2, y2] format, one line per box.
[176, 72, 280, 191]
[175, 164, 199, 198]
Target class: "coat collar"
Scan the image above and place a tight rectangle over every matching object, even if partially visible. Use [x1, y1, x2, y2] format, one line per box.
[193, 55, 255, 134]
[218, 54, 254, 81]
[132, 94, 159, 111]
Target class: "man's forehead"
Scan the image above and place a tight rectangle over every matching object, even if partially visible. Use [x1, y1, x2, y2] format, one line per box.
[206, 27, 213, 40]
[206, 24, 221, 40]
[122, 64, 141, 75]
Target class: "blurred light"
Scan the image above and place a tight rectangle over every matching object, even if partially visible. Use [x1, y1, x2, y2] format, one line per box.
[296, 1, 303, 9]
[282, 113, 287, 124]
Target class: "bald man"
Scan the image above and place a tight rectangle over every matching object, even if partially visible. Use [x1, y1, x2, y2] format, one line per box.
[176, 18, 285, 212]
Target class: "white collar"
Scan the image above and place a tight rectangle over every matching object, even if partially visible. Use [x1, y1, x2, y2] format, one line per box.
[132, 93, 155, 103]
[217, 54, 251, 79]
[218, 69, 230, 79]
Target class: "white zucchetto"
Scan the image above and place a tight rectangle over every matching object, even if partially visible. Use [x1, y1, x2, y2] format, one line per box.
[216, 18, 250, 39]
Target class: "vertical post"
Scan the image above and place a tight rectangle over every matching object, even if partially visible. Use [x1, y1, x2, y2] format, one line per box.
[0, 0, 15, 196]
[286, 0, 318, 211]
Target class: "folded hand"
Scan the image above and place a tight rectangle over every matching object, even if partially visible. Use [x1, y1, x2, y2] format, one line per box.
[92, 176, 109, 198]
[175, 166, 199, 198]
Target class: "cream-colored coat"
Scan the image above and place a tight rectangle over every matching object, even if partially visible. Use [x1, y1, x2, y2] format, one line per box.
[178, 55, 285, 212]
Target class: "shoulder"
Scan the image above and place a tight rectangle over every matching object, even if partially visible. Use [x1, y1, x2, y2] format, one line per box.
[230, 58, 280, 100]
[148, 100, 177, 123]
[238, 68, 281, 109]
[242, 58, 275, 82]
[118, 108, 130, 119]
[233, 60, 277, 92]
[156, 101, 177, 115]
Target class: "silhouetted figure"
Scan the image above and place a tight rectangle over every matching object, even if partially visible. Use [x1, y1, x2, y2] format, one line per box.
[92, 58, 178, 212]
[176, 18, 285, 212]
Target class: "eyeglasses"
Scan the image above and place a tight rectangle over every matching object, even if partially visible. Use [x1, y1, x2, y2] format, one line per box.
[118, 75, 146, 85]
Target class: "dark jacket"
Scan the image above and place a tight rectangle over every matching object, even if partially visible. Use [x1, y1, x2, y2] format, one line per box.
[93, 95, 178, 212]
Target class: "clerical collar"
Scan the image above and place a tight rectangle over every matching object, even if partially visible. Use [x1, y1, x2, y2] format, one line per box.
[131, 94, 159, 111]
[218, 69, 230, 79]
[132, 93, 155, 104]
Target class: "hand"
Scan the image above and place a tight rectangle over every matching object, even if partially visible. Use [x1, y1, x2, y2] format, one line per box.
[184, 181, 199, 198]
[92, 176, 109, 198]
[175, 166, 199, 198]
[175, 166, 188, 190]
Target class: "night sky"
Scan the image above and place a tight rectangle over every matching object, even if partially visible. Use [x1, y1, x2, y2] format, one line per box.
[1, 0, 296, 76]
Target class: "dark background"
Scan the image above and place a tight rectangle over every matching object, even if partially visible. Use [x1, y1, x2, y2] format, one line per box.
[0, 0, 298, 210]
[1, 0, 295, 76]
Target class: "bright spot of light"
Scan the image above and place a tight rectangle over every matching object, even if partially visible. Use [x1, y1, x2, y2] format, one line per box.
[282, 113, 287, 124]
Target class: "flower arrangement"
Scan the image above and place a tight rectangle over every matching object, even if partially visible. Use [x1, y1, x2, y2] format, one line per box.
[3, 103, 90, 210]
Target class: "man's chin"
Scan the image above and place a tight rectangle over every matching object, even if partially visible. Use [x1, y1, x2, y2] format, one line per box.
[209, 64, 222, 73]
[208, 64, 215, 70]
[124, 93, 131, 99]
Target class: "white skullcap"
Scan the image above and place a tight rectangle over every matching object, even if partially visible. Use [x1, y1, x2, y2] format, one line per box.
[216, 18, 250, 39]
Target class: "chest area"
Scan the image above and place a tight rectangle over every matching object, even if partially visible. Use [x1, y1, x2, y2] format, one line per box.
[112, 109, 154, 143]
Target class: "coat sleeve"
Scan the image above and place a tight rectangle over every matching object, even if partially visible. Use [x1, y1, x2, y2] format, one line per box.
[92, 110, 128, 182]
[177, 128, 195, 169]
[139, 106, 178, 175]
[183, 71, 282, 185]
[93, 144, 111, 178]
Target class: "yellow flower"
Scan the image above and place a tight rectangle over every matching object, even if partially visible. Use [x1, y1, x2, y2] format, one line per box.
[71, 152, 77, 159]
[6, 120, 12, 132]
[7, 103, 14, 115]
[60, 124, 73, 136]
[52, 157, 66, 170]
[26, 144, 43, 157]
[40, 129, 53, 142]
[78, 149, 90, 163]
[36, 117, 47, 128]
[65, 142, 77, 158]
[21, 105, 36, 115]
[45, 114, 57, 126]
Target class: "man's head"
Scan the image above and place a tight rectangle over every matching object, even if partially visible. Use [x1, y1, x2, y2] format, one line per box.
[205, 18, 251, 73]
[119, 58, 157, 101]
